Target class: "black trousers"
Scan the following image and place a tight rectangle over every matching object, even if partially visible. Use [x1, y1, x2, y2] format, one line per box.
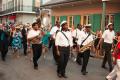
[23, 41, 27, 56]
[76, 53, 83, 65]
[76, 46, 83, 65]
[52, 41, 59, 64]
[0, 43, 8, 61]
[102, 42, 113, 71]
[57, 46, 70, 76]
[32, 44, 42, 67]
[81, 49, 90, 72]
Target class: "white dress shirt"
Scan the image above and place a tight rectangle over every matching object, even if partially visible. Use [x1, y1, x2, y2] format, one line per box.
[72, 28, 81, 39]
[50, 26, 60, 39]
[77, 31, 93, 46]
[102, 30, 115, 44]
[55, 31, 73, 47]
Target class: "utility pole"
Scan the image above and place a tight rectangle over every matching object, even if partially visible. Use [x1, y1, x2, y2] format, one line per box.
[101, 0, 109, 32]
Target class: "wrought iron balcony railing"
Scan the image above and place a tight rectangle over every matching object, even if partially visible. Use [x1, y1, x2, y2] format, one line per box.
[0, 5, 37, 15]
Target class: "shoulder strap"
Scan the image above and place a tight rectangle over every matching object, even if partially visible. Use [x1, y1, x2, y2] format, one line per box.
[55, 30, 60, 37]
[61, 31, 69, 45]
[81, 33, 90, 46]
[76, 29, 77, 38]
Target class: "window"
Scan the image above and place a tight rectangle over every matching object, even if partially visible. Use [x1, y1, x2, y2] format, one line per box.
[3, 4, 5, 11]
[55, 16, 60, 22]
[109, 15, 114, 24]
[69, 16, 73, 28]
[105, 14, 114, 28]
[83, 15, 89, 25]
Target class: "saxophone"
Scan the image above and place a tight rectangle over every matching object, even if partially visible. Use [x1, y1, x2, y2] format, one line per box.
[79, 31, 96, 53]
[79, 40, 95, 53]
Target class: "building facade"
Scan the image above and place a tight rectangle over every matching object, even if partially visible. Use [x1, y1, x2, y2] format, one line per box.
[0, 0, 40, 24]
[41, 0, 120, 32]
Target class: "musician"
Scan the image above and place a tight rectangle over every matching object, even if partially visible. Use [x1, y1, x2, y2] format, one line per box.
[77, 24, 94, 75]
[72, 24, 82, 49]
[97, 23, 115, 72]
[27, 22, 42, 70]
[55, 21, 73, 78]
[49, 21, 60, 64]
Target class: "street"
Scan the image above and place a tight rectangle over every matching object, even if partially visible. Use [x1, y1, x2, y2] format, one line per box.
[0, 49, 109, 80]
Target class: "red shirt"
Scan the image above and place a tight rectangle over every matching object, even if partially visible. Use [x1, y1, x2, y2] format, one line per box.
[113, 42, 120, 59]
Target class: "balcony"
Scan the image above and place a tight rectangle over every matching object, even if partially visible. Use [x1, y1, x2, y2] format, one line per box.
[0, 5, 37, 16]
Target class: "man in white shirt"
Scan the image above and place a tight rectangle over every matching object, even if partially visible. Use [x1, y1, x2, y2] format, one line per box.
[55, 21, 73, 78]
[98, 23, 115, 72]
[77, 24, 94, 75]
[72, 24, 82, 48]
[49, 21, 60, 65]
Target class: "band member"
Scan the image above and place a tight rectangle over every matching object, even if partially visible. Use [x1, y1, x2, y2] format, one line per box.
[72, 24, 82, 49]
[27, 22, 43, 70]
[98, 23, 115, 72]
[106, 32, 120, 80]
[50, 21, 60, 64]
[55, 21, 73, 78]
[72, 24, 83, 64]
[77, 24, 93, 75]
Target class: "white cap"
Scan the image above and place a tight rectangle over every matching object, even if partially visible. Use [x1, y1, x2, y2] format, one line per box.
[84, 24, 91, 28]
[107, 23, 113, 27]
[60, 21, 67, 27]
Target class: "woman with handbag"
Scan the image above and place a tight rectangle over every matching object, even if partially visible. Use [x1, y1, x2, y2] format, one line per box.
[106, 32, 120, 80]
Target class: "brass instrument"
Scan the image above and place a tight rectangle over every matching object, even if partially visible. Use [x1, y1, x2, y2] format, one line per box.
[79, 40, 95, 53]
[79, 32, 96, 53]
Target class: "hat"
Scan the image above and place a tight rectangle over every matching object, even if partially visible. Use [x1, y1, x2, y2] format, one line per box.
[15, 26, 20, 29]
[60, 21, 67, 27]
[107, 23, 113, 28]
[85, 24, 91, 28]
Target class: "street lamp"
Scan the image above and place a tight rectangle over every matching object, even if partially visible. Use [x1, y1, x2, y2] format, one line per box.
[101, 0, 109, 32]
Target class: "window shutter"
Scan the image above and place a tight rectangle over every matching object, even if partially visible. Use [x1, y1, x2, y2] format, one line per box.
[51, 16, 55, 27]
[114, 13, 120, 32]
[73, 15, 81, 28]
[60, 16, 67, 23]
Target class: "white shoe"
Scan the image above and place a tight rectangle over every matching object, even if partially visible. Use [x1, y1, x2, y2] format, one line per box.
[106, 76, 112, 80]
[73, 58, 76, 62]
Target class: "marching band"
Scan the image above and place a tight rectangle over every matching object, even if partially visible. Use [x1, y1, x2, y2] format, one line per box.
[0, 19, 120, 79]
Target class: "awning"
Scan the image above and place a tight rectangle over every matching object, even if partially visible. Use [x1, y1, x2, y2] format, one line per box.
[9, 15, 16, 20]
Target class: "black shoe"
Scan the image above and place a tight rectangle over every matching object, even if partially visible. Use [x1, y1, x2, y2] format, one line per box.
[57, 73, 62, 78]
[34, 66, 38, 70]
[90, 55, 95, 58]
[62, 75, 68, 78]
[101, 66, 107, 69]
[2, 58, 6, 61]
[81, 71, 88, 75]
[109, 68, 113, 72]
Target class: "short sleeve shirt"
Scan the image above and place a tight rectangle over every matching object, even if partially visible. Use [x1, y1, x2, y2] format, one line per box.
[102, 30, 115, 44]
